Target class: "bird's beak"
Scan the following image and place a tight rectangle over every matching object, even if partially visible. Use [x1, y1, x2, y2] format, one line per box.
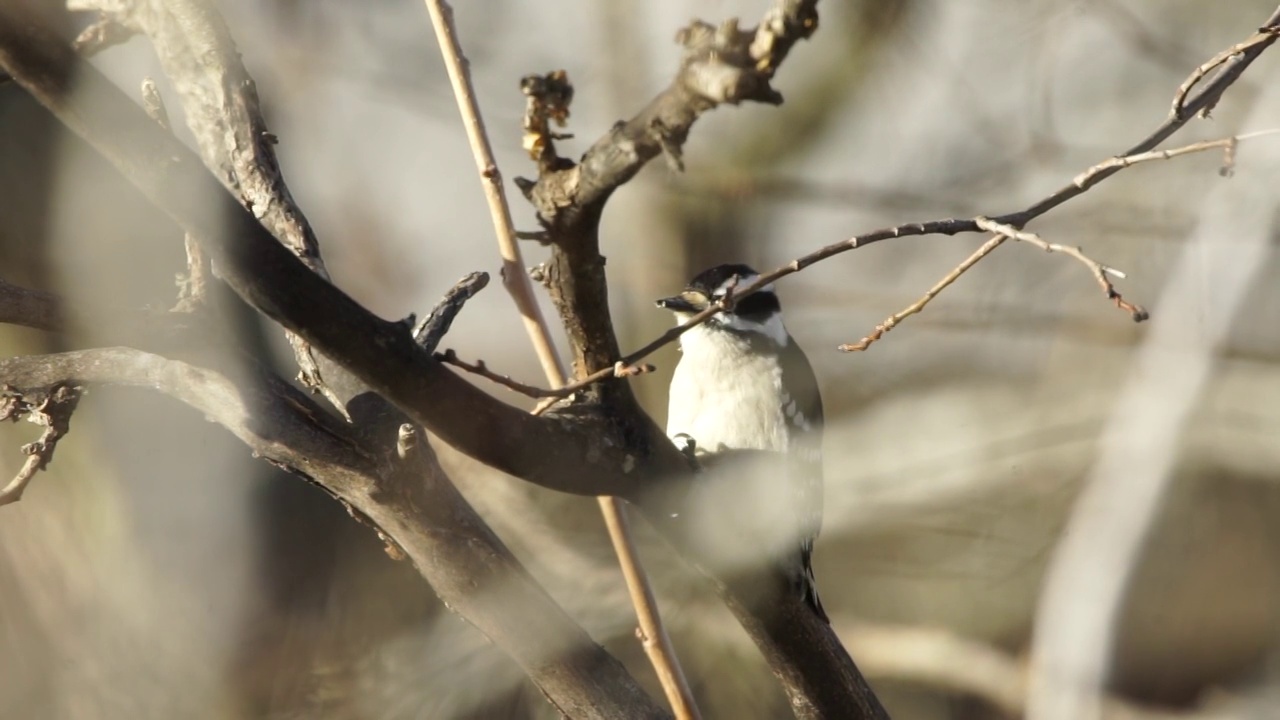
[656, 295, 697, 313]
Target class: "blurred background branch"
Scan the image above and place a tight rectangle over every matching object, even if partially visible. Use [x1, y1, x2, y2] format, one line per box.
[2, 0, 1280, 719]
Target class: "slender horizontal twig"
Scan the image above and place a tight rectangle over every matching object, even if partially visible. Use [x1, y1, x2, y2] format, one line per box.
[436, 350, 549, 398]
[1073, 128, 1280, 189]
[438, 349, 653, 399]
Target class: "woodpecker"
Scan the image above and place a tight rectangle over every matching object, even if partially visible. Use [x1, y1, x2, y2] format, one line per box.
[657, 263, 827, 622]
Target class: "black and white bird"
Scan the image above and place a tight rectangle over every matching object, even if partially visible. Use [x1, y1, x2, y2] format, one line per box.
[656, 263, 827, 622]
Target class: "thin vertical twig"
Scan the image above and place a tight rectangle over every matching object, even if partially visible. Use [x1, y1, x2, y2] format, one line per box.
[140, 77, 211, 312]
[420, 3, 701, 718]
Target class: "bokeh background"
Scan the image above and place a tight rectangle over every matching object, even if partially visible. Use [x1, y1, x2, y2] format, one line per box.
[3, 0, 1280, 718]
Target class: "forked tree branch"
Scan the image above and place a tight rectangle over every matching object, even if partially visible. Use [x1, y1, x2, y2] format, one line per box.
[69, 0, 343, 410]
[0, 344, 670, 719]
[421, 2, 697, 713]
[0, 381, 80, 506]
[6, 2, 1277, 718]
[0, 256, 674, 718]
[572, 102, 1280, 375]
[0, 5, 680, 496]
[450, 61, 1280, 402]
[0, 6, 877, 714]
[510, 4, 895, 716]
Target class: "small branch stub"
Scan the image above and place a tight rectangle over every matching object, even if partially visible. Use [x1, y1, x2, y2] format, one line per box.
[521, 70, 574, 169]
[413, 271, 490, 354]
[0, 383, 82, 506]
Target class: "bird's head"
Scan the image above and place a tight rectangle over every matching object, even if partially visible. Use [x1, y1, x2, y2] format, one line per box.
[655, 263, 787, 346]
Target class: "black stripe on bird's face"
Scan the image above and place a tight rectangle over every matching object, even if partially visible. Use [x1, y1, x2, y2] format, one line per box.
[731, 290, 781, 322]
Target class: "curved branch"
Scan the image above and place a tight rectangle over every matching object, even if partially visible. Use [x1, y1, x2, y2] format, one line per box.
[515, 8, 1280, 388]
[0, 8, 677, 500]
[595, 121, 1280, 369]
[0, 347, 669, 719]
[72, 0, 341, 408]
[519, 0, 820, 391]
[421, 4, 698, 712]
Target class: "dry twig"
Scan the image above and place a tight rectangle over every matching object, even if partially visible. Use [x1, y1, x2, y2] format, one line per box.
[70, 0, 346, 411]
[840, 128, 1279, 350]
[1170, 27, 1280, 120]
[412, 271, 491, 354]
[0, 383, 81, 506]
[1073, 128, 1280, 189]
[435, 350, 550, 398]
[840, 235, 1007, 352]
[973, 217, 1148, 322]
[602, 122, 1280, 366]
[138, 77, 212, 313]
[420, 2, 698, 716]
[438, 350, 654, 399]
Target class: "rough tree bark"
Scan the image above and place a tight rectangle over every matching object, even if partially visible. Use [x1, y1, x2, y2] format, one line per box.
[3, 0, 1277, 717]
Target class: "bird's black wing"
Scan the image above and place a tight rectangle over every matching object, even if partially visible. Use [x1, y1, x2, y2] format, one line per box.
[779, 334, 827, 621]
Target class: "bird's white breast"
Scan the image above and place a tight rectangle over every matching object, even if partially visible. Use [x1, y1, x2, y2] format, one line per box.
[666, 326, 792, 453]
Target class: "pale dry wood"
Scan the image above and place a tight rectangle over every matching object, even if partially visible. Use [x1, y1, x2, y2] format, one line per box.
[419, 2, 698, 716]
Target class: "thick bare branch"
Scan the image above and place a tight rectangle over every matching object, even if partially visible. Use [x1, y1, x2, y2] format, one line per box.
[73, 0, 342, 408]
[516, 0, 819, 396]
[423, 2, 697, 711]
[0, 9, 680, 499]
[522, 0, 819, 223]
[0, 347, 669, 719]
